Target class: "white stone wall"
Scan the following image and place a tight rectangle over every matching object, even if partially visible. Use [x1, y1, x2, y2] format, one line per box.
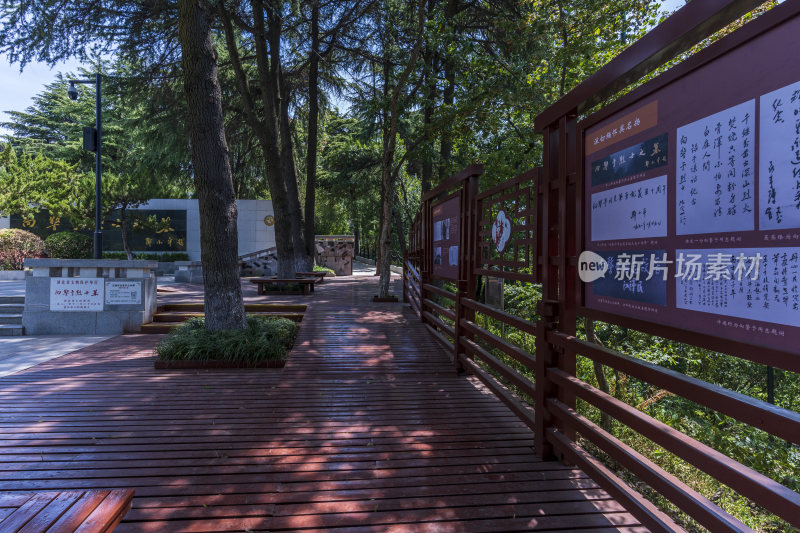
[0, 199, 276, 261]
[234, 199, 276, 259]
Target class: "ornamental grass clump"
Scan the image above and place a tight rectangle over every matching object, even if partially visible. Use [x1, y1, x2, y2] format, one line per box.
[155, 316, 298, 365]
[313, 264, 335, 275]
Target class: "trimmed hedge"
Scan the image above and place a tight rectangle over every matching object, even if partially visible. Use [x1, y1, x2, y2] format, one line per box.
[44, 231, 93, 259]
[0, 228, 45, 270]
[155, 316, 298, 365]
[103, 251, 191, 261]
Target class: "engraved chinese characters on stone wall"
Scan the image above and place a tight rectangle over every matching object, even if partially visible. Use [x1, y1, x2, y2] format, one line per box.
[760, 80, 800, 230]
[50, 278, 104, 311]
[676, 100, 755, 234]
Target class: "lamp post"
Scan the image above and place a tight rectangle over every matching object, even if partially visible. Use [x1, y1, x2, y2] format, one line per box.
[67, 73, 103, 259]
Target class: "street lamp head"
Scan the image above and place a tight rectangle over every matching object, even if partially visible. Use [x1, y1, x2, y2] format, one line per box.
[67, 81, 79, 101]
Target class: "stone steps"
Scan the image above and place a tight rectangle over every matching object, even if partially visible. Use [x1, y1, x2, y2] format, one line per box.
[0, 324, 23, 336]
[140, 303, 306, 334]
[0, 314, 23, 325]
[0, 296, 23, 336]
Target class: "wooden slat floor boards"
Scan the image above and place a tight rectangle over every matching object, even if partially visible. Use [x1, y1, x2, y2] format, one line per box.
[0, 274, 645, 531]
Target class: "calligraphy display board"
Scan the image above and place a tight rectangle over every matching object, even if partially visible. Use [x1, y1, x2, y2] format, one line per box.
[581, 16, 800, 354]
[11, 209, 188, 252]
[431, 195, 460, 281]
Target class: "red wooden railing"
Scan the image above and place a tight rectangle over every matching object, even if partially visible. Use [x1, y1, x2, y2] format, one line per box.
[403, 1, 800, 530]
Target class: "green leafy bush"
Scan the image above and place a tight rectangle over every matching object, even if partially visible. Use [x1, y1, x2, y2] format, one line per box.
[155, 316, 298, 364]
[313, 264, 335, 275]
[0, 228, 45, 270]
[137, 252, 191, 262]
[44, 231, 93, 259]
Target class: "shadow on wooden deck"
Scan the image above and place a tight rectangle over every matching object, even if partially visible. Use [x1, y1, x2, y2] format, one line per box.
[0, 275, 646, 532]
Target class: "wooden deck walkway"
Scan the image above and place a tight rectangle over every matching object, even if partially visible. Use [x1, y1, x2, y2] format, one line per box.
[0, 275, 645, 531]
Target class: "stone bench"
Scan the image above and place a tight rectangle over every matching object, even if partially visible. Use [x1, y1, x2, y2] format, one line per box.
[250, 278, 317, 295]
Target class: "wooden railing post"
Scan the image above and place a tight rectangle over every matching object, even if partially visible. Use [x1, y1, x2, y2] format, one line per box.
[535, 299, 560, 461]
[402, 251, 408, 303]
[453, 280, 466, 373]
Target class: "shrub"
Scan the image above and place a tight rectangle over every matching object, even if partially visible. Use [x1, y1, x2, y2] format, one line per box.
[102, 251, 191, 261]
[313, 264, 335, 275]
[155, 316, 298, 364]
[0, 228, 46, 270]
[145, 252, 190, 262]
[44, 231, 93, 259]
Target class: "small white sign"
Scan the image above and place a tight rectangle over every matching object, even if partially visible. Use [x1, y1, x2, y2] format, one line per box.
[50, 278, 104, 311]
[105, 281, 142, 305]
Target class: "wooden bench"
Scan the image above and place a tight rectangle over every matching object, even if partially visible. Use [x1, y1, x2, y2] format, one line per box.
[296, 271, 328, 283]
[250, 277, 317, 295]
[0, 489, 134, 532]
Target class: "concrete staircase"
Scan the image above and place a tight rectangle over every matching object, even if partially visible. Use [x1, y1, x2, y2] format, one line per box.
[141, 303, 306, 333]
[0, 296, 24, 336]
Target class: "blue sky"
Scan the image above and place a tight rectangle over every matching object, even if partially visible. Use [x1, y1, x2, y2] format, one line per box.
[1, 57, 83, 129]
[0, 0, 685, 133]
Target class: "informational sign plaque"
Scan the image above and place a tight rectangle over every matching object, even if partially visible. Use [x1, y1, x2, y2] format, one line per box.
[582, 18, 800, 354]
[431, 195, 460, 280]
[50, 278, 104, 311]
[105, 281, 142, 305]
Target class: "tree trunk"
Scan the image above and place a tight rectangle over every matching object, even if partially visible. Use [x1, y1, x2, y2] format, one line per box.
[219, 1, 302, 279]
[304, 0, 320, 261]
[392, 192, 407, 259]
[119, 205, 134, 260]
[177, 0, 246, 331]
[279, 72, 311, 271]
[421, 0, 437, 193]
[438, 58, 454, 181]
[421, 60, 435, 195]
[377, 146, 395, 296]
[354, 222, 360, 257]
[377, 1, 426, 297]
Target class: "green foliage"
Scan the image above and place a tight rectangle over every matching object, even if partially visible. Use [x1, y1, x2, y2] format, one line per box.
[0, 144, 83, 221]
[102, 251, 190, 262]
[0, 62, 178, 258]
[470, 277, 799, 531]
[155, 316, 298, 364]
[44, 231, 92, 259]
[0, 228, 45, 269]
[313, 264, 335, 275]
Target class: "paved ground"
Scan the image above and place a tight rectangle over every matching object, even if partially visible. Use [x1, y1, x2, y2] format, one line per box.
[0, 336, 113, 378]
[0, 272, 641, 531]
[0, 274, 215, 376]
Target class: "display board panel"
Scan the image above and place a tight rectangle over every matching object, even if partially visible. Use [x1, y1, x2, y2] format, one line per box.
[582, 14, 800, 354]
[431, 195, 460, 281]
